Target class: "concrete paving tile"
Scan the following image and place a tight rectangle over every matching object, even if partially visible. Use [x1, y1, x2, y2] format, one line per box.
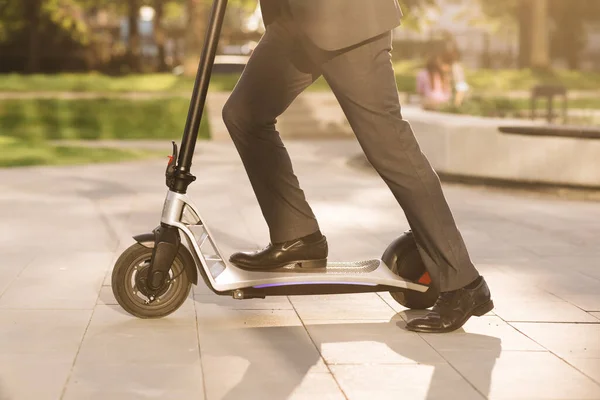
[475, 269, 556, 301]
[198, 324, 327, 372]
[377, 292, 411, 315]
[198, 315, 330, 400]
[510, 268, 600, 303]
[578, 267, 600, 282]
[553, 294, 600, 312]
[97, 285, 118, 305]
[196, 304, 314, 397]
[419, 316, 545, 352]
[564, 358, 600, 385]
[0, 251, 35, 297]
[194, 293, 294, 310]
[102, 265, 113, 287]
[511, 322, 600, 359]
[441, 350, 600, 399]
[304, 318, 446, 365]
[330, 364, 485, 400]
[0, 309, 91, 361]
[196, 305, 303, 330]
[519, 243, 590, 258]
[285, 373, 345, 400]
[75, 305, 198, 365]
[468, 241, 539, 260]
[0, 252, 112, 310]
[489, 287, 559, 304]
[492, 298, 598, 323]
[63, 362, 204, 400]
[203, 361, 341, 400]
[0, 357, 72, 400]
[1, 198, 117, 253]
[522, 270, 598, 294]
[289, 293, 396, 320]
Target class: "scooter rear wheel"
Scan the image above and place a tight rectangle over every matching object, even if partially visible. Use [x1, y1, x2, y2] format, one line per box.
[111, 243, 192, 319]
[382, 231, 439, 310]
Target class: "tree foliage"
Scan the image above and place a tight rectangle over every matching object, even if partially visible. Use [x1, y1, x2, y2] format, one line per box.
[0, 0, 89, 43]
[476, 0, 600, 68]
[396, 0, 439, 31]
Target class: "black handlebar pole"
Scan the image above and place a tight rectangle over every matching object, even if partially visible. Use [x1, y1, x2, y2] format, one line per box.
[172, 0, 229, 193]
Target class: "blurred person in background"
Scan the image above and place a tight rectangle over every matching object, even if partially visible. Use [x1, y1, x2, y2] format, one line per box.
[442, 43, 470, 107]
[416, 54, 452, 110]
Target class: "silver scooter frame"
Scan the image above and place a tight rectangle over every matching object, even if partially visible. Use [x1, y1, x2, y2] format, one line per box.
[159, 190, 429, 299]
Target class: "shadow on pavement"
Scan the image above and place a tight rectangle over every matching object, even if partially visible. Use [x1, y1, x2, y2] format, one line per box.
[195, 308, 502, 400]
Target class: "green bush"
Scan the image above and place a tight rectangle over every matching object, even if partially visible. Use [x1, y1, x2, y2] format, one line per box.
[440, 96, 522, 117]
[1, 67, 598, 95]
[0, 98, 210, 142]
[466, 68, 600, 93]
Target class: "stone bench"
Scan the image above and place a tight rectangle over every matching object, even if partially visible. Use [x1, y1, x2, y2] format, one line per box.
[402, 107, 600, 189]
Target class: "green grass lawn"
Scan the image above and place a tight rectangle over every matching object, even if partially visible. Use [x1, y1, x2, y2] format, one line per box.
[1, 63, 599, 94]
[0, 98, 210, 142]
[0, 136, 163, 167]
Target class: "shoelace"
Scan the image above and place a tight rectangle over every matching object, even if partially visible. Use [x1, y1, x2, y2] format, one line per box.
[432, 290, 458, 312]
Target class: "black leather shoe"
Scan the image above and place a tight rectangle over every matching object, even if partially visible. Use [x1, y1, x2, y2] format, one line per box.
[229, 235, 328, 270]
[405, 276, 493, 333]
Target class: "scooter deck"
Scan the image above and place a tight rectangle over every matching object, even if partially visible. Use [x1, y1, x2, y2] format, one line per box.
[267, 259, 380, 274]
[200, 257, 428, 297]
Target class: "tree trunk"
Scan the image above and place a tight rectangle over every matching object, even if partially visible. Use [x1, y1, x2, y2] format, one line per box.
[26, 0, 42, 74]
[518, 0, 532, 68]
[481, 32, 492, 68]
[551, 0, 584, 70]
[185, 0, 208, 75]
[127, 0, 141, 72]
[530, 0, 550, 69]
[154, 0, 168, 71]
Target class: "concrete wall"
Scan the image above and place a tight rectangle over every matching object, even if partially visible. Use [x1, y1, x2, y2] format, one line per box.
[208, 91, 600, 188]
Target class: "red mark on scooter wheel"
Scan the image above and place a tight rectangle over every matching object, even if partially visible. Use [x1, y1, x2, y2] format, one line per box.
[418, 272, 432, 285]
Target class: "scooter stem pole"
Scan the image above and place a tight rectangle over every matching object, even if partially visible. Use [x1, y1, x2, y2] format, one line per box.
[176, 0, 229, 190]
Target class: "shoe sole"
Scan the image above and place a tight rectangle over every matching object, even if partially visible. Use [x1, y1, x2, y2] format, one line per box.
[231, 258, 328, 271]
[405, 299, 495, 334]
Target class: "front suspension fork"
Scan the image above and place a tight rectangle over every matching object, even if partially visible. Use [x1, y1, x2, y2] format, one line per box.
[146, 224, 181, 291]
[145, 141, 185, 292]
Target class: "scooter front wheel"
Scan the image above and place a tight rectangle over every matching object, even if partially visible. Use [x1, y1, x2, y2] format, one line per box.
[111, 243, 192, 319]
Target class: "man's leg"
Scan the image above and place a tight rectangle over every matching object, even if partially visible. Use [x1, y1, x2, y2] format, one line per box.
[222, 19, 328, 270]
[312, 33, 478, 292]
[308, 33, 492, 332]
[222, 20, 320, 244]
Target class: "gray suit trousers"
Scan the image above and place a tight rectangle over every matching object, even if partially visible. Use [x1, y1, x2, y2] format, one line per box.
[222, 16, 480, 292]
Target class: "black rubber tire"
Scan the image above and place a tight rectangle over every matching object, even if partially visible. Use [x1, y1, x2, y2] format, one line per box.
[382, 231, 439, 310]
[111, 243, 193, 319]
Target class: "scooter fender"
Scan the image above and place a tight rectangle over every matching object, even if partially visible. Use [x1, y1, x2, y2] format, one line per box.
[133, 231, 199, 286]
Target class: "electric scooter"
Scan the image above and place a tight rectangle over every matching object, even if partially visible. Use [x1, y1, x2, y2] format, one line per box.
[111, 0, 439, 319]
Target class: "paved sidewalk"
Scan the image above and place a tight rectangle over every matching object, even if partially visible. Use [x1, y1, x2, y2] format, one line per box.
[1, 139, 599, 400]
